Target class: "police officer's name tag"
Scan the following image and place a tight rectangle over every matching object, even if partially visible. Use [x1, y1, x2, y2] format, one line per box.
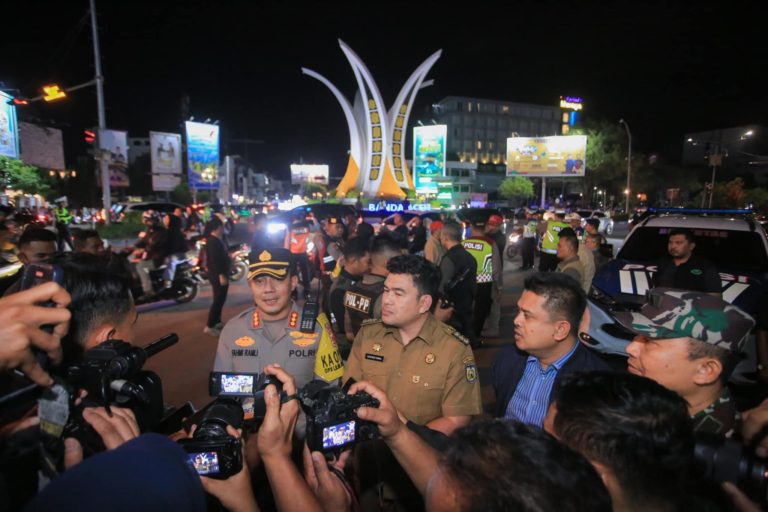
[365, 353, 384, 363]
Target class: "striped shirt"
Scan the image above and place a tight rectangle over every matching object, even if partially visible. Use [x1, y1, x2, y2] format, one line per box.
[503, 343, 579, 427]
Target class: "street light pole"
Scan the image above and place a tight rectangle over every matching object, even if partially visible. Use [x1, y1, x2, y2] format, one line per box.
[89, 0, 111, 223]
[619, 119, 632, 215]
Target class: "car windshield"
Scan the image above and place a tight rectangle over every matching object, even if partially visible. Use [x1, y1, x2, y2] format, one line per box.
[618, 226, 768, 271]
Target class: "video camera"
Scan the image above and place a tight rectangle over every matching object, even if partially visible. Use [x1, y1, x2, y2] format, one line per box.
[695, 431, 768, 505]
[299, 380, 380, 456]
[38, 334, 178, 472]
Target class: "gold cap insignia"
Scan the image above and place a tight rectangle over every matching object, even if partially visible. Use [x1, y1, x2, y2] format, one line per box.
[425, 353, 435, 364]
[412, 375, 420, 383]
[259, 250, 271, 262]
[372, 343, 382, 352]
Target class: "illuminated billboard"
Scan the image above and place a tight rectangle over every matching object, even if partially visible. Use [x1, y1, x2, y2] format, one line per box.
[0, 91, 19, 159]
[290, 164, 329, 185]
[185, 121, 220, 189]
[413, 125, 446, 194]
[506, 135, 587, 177]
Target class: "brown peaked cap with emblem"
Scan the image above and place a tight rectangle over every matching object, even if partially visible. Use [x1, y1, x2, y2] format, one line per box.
[248, 247, 292, 280]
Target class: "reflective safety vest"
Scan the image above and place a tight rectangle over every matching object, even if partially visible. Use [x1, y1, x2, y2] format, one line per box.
[523, 220, 538, 238]
[288, 224, 311, 254]
[541, 221, 570, 254]
[462, 237, 493, 284]
[55, 207, 72, 224]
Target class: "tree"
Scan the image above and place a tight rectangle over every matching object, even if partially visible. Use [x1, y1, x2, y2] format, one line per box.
[745, 187, 768, 213]
[171, 183, 192, 204]
[571, 121, 636, 203]
[0, 156, 50, 196]
[499, 176, 534, 203]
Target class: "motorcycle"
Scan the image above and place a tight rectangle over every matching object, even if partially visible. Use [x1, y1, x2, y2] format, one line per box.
[188, 239, 249, 283]
[120, 244, 199, 305]
[228, 243, 249, 282]
[505, 223, 524, 259]
[131, 258, 199, 305]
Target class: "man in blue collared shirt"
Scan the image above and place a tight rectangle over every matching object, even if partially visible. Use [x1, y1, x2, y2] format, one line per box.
[492, 273, 611, 427]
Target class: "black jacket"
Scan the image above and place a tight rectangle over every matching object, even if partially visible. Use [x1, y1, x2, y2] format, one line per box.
[491, 342, 613, 418]
[205, 235, 230, 280]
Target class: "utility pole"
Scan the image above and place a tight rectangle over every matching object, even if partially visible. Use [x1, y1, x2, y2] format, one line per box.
[89, 0, 111, 223]
[619, 119, 632, 215]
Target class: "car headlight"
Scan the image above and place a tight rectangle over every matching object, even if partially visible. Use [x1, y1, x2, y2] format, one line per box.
[267, 222, 287, 234]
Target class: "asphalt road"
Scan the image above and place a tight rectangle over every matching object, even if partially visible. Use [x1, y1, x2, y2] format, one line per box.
[138, 222, 631, 414]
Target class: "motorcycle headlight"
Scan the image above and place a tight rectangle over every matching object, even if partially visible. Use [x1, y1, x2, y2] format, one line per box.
[509, 234, 520, 244]
[267, 222, 287, 234]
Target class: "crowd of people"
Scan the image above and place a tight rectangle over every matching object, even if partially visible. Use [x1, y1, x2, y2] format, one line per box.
[0, 203, 766, 512]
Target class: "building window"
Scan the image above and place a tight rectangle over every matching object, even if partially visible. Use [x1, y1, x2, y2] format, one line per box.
[468, 103, 473, 112]
[562, 125, 570, 135]
[502, 105, 509, 113]
[489, 142, 494, 150]
[457, 102, 463, 110]
[476, 140, 482, 150]
[562, 112, 569, 123]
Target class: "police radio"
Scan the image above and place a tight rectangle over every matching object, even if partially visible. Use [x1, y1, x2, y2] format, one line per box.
[300, 281, 321, 333]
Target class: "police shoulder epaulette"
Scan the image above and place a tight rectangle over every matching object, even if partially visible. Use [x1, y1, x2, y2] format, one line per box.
[441, 324, 470, 345]
[361, 318, 382, 326]
[237, 306, 258, 319]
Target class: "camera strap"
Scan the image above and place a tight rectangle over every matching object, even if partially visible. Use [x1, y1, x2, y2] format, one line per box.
[329, 465, 360, 512]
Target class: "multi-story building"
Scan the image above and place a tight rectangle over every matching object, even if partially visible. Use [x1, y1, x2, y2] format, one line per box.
[127, 137, 151, 166]
[429, 96, 561, 165]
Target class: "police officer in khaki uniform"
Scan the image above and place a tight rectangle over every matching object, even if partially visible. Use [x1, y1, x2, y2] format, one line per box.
[213, 248, 343, 387]
[345, 254, 482, 436]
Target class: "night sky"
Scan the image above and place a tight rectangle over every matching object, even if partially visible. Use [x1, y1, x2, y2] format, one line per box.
[3, 0, 765, 178]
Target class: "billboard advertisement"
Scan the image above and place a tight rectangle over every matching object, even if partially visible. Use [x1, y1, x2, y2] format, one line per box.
[0, 91, 19, 159]
[150, 131, 181, 192]
[150, 131, 182, 175]
[98, 129, 130, 187]
[185, 121, 220, 189]
[19, 122, 65, 170]
[152, 174, 182, 192]
[290, 164, 329, 185]
[413, 125, 446, 194]
[506, 135, 587, 177]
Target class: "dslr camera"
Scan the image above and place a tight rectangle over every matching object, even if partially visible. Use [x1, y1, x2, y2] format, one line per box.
[298, 380, 380, 455]
[178, 397, 244, 480]
[208, 371, 285, 422]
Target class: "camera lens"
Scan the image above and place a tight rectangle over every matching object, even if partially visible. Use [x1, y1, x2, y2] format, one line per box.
[195, 398, 244, 439]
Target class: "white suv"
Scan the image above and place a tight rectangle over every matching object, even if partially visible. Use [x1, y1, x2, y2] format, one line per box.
[584, 209, 768, 375]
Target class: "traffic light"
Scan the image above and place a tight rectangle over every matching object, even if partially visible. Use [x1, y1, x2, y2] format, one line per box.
[84, 130, 96, 143]
[42, 84, 66, 102]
